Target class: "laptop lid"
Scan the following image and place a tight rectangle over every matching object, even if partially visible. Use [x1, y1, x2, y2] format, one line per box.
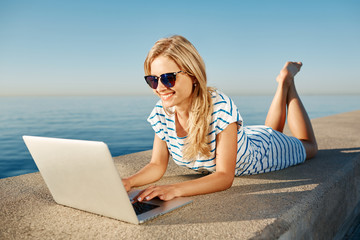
[23, 135, 192, 224]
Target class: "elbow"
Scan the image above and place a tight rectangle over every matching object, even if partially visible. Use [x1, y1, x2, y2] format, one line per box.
[225, 176, 235, 190]
[147, 162, 167, 181]
[218, 172, 235, 191]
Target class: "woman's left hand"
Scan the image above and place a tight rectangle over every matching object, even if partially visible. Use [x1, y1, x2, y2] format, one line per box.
[135, 184, 180, 202]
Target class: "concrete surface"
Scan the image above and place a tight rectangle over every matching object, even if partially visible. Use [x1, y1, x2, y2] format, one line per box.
[1, 110, 360, 240]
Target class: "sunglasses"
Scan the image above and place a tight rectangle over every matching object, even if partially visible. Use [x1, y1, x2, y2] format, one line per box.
[144, 71, 184, 89]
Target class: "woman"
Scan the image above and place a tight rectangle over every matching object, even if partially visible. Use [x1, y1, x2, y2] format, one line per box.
[122, 35, 317, 202]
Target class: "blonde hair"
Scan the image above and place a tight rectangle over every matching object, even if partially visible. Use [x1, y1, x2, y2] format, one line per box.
[144, 35, 214, 159]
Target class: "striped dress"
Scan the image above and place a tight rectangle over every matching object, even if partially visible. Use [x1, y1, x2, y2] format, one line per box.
[147, 90, 306, 176]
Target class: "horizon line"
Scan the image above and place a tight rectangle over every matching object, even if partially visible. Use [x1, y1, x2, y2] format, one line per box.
[1, 92, 360, 97]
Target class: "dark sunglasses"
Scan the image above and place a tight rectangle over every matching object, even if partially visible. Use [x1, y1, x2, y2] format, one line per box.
[144, 71, 184, 89]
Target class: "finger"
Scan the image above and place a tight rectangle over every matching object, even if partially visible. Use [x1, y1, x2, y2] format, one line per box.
[137, 187, 156, 202]
[139, 186, 166, 202]
[131, 189, 147, 203]
[144, 187, 174, 201]
[143, 189, 163, 201]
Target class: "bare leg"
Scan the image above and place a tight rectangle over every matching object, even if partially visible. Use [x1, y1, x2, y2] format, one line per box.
[265, 62, 298, 132]
[265, 74, 288, 132]
[265, 62, 318, 159]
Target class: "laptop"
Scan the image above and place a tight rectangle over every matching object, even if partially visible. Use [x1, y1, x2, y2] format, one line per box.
[23, 135, 192, 224]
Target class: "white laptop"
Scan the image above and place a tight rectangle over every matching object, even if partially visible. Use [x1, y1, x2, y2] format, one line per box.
[23, 135, 192, 224]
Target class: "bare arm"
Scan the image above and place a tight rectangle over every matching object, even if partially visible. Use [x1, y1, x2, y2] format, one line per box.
[122, 134, 169, 191]
[136, 122, 238, 201]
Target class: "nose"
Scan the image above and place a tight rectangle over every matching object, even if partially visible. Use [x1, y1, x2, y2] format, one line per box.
[156, 78, 167, 92]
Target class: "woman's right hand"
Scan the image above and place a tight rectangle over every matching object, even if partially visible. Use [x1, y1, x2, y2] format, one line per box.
[120, 134, 169, 193]
[122, 178, 132, 192]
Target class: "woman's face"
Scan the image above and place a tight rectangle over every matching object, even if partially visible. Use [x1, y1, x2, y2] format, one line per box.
[150, 56, 194, 111]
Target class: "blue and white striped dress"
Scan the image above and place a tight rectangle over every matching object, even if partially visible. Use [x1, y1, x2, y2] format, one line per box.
[147, 90, 306, 176]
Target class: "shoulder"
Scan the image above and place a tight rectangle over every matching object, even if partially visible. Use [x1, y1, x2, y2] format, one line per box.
[148, 100, 165, 123]
[147, 100, 173, 140]
[211, 90, 237, 116]
[210, 90, 243, 131]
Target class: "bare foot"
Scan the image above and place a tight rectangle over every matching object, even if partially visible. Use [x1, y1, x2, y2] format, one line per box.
[276, 61, 302, 87]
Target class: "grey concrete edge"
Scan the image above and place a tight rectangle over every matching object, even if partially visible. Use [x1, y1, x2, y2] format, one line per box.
[251, 152, 360, 240]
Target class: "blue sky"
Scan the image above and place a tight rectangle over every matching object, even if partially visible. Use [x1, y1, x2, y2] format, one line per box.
[1, 0, 359, 96]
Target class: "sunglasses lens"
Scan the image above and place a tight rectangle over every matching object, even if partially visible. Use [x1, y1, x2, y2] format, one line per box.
[161, 73, 176, 88]
[145, 76, 158, 89]
[145, 72, 179, 89]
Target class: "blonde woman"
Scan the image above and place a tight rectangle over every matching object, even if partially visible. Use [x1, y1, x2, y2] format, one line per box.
[122, 35, 317, 202]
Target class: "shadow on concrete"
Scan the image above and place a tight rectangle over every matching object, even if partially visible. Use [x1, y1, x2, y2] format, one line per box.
[146, 147, 360, 225]
[9, 147, 359, 227]
[146, 180, 315, 225]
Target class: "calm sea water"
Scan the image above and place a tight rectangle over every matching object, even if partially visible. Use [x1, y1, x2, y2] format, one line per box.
[1, 95, 359, 179]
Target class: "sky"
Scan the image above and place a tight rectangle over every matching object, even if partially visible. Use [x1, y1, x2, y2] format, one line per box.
[1, 0, 359, 96]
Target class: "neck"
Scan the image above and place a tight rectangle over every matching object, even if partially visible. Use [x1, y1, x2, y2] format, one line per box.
[175, 108, 190, 138]
[175, 98, 191, 119]
[176, 108, 189, 120]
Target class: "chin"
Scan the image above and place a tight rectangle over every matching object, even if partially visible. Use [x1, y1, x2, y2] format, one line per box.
[161, 100, 175, 108]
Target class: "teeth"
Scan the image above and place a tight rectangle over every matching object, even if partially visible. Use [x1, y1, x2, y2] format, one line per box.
[161, 93, 174, 100]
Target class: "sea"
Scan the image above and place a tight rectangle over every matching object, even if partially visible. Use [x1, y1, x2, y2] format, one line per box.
[1, 94, 359, 179]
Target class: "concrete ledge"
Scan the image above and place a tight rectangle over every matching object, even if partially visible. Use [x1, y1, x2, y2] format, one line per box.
[1, 111, 360, 239]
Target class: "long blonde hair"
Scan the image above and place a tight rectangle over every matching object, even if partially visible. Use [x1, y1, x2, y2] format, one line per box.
[144, 35, 214, 159]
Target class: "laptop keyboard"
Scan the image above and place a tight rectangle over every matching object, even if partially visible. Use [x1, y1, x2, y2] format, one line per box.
[132, 201, 160, 215]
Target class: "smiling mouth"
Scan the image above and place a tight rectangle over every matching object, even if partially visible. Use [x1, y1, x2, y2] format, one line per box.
[160, 92, 174, 101]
